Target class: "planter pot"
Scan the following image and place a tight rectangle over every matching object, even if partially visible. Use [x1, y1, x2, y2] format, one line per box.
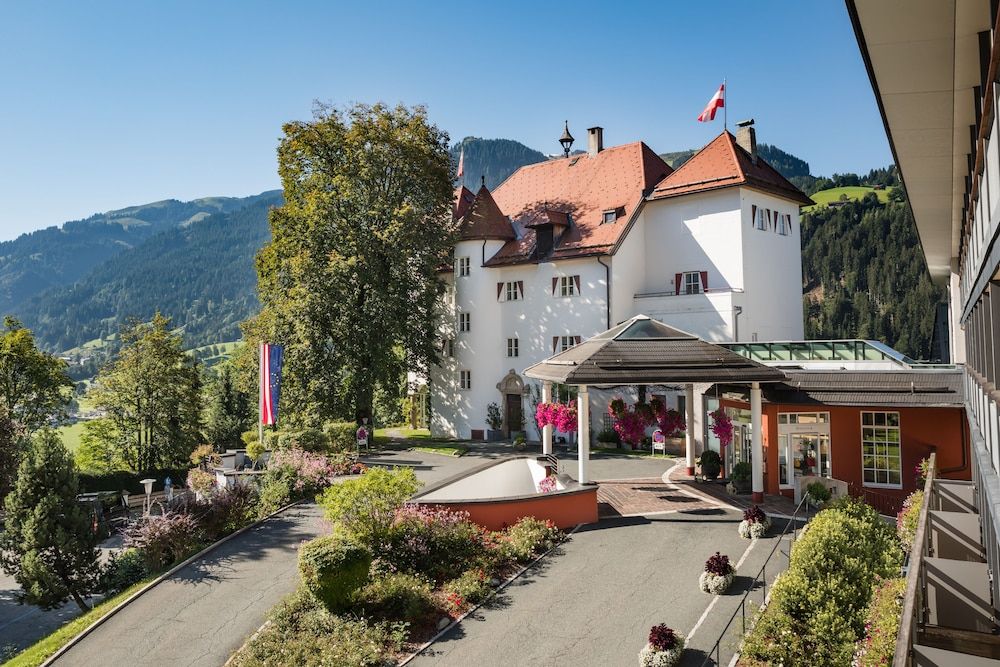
[664, 436, 685, 456]
[486, 429, 504, 442]
[698, 570, 735, 595]
[738, 517, 772, 540]
[638, 637, 685, 667]
[728, 479, 751, 495]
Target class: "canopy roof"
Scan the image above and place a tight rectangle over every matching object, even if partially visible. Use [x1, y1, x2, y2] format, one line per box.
[523, 315, 787, 386]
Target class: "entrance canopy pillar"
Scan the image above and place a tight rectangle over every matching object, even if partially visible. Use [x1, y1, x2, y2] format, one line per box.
[685, 384, 696, 475]
[541, 381, 553, 455]
[750, 381, 764, 502]
[577, 385, 591, 484]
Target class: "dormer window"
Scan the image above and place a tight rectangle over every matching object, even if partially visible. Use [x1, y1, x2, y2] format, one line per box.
[603, 210, 617, 224]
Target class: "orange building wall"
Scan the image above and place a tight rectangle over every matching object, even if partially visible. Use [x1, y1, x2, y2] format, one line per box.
[416, 487, 599, 531]
[720, 400, 969, 503]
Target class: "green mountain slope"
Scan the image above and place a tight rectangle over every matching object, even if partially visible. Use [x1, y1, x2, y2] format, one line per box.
[450, 137, 547, 189]
[16, 192, 282, 354]
[0, 192, 279, 315]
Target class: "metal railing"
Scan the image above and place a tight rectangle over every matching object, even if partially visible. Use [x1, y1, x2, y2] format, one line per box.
[848, 482, 906, 517]
[892, 453, 936, 667]
[698, 494, 811, 667]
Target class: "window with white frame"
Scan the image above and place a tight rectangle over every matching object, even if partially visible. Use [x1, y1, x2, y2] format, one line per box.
[459, 312, 470, 332]
[507, 337, 519, 357]
[683, 271, 702, 295]
[444, 339, 455, 357]
[559, 275, 578, 297]
[775, 213, 790, 236]
[755, 207, 768, 230]
[861, 411, 902, 487]
[559, 335, 577, 352]
[459, 370, 471, 390]
[602, 210, 617, 224]
[457, 257, 470, 277]
[504, 281, 521, 301]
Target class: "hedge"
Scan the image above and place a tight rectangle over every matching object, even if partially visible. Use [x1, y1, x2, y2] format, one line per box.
[77, 468, 189, 494]
[299, 534, 371, 612]
[324, 421, 359, 452]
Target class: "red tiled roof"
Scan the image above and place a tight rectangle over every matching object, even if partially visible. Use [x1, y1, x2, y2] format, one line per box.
[486, 142, 671, 265]
[649, 132, 812, 206]
[453, 185, 475, 220]
[457, 185, 516, 241]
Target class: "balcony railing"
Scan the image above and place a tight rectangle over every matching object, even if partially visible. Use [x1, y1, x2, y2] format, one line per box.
[893, 453, 936, 667]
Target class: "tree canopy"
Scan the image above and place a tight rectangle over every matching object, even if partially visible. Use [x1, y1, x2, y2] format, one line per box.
[247, 103, 456, 424]
[0, 317, 71, 432]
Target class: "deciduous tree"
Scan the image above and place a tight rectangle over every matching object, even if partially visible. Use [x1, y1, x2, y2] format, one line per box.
[0, 318, 72, 432]
[247, 103, 455, 424]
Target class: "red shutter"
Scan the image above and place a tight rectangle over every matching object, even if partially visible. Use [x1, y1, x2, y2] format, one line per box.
[574, 335, 582, 346]
[674, 273, 682, 294]
[497, 282, 504, 300]
[766, 209, 772, 229]
[552, 336, 559, 353]
[573, 275, 581, 294]
[699, 271, 708, 291]
[751, 204, 757, 226]
[517, 281, 524, 299]
[552, 277, 558, 295]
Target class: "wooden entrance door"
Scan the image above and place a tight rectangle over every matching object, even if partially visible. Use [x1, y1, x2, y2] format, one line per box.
[505, 393, 522, 437]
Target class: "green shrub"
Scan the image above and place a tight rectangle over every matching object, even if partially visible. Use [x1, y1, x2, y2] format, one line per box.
[77, 468, 189, 495]
[443, 568, 493, 607]
[386, 506, 485, 582]
[99, 549, 150, 594]
[358, 573, 437, 624]
[741, 499, 903, 666]
[500, 517, 560, 563]
[698, 450, 722, 479]
[124, 512, 204, 570]
[257, 467, 295, 518]
[241, 430, 258, 447]
[318, 467, 420, 549]
[245, 437, 265, 463]
[277, 428, 329, 453]
[897, 489, 924, 552]
[731, 461, 751, 483]
[805, 481, 832, 506]
[229, 588, 405, 667]
[853, 577, 906, 667]
[596, 427, 619, 445]
[324, 421, 359, 452]
[298, 535, 371, 612]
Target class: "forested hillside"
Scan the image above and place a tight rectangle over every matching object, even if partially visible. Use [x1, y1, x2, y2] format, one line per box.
[17, 192, 282, 354]
[450, 137, 546, 189]
[0, 192, 278, 316]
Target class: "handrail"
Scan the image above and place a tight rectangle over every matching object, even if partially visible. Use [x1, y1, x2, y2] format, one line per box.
[699, 494, 812, 667]
[892, 452, 936, 667]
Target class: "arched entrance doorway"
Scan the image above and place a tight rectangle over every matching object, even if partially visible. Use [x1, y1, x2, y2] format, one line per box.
[496, 369, 526, 438]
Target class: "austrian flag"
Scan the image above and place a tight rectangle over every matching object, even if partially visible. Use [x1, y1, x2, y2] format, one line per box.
[259, 342, 284, 426]
[697, 84, 725, 122]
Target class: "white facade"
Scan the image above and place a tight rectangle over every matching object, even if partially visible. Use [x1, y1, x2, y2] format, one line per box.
[431, 183, 806, 440]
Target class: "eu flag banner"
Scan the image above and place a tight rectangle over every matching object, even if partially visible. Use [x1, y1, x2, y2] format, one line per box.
[260, 343, 284, 426]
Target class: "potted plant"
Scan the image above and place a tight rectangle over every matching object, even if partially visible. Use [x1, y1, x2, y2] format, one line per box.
[638, 624, 685, 667]
[512, 434, 527, 451]
[804, 481, 831, 508]
[485, 402, 504, 441]
[728, 461, 752, 494]
[698, 552, 735, 595]
[698, 450, 722, 481]
[738, 505, 772, 539]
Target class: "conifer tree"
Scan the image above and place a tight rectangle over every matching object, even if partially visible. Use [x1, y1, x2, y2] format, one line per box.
[1, 430, 100, 611]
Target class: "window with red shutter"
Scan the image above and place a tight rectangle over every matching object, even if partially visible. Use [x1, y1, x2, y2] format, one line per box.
[674, 273, 682, 294]
[551, 277, 558, 295]
[517, 281, 524, 299]
[573, 275, 581, 294]
[552, 336, 559, 353]
[699, 271, 708, 291]
[497, 283, 504, 300]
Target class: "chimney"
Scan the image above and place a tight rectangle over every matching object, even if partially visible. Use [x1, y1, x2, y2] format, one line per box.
[736, 119, 757, 165]
[587, 127, 604, 157]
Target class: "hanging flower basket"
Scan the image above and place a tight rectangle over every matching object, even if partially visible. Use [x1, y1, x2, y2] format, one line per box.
[536, 402, 577, 433]
[709, 408, 734, 449]
[698, 552, 735, 594]
[738, 505, 771, 539]
[638, 624, 685, 667]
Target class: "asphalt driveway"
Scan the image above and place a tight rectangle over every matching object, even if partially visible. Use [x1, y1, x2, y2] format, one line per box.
[50, 503, 326, 667]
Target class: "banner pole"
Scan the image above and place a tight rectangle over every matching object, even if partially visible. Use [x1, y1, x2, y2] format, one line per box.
[724, 78, 727, 131]
[259, 342, 265, 448]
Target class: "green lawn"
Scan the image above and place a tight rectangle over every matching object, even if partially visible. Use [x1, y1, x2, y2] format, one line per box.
[410, 443, 468, 457]
[374, 426, 431, 440]
[804, 185, 893, 211]
[58, 421, 87, 454]
[592, 446, 667, 458]
[5, 578, 155, 667]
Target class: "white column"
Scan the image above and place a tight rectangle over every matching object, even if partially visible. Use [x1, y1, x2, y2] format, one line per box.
[542, 381, 553, 455]
[685, 384, 696, 475]
[750, 381, 764, 502]
[577, 385, 591, 484]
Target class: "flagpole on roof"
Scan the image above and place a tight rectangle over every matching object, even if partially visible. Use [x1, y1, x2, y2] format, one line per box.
[723, 78, 727, 132]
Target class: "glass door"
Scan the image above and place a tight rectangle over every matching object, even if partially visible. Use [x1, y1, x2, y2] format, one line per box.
[786, 434, 831, 496]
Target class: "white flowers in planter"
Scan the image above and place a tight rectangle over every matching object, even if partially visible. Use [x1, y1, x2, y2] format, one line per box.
[698, 552, 735, 595]
[738, 505, 771, 540]
[639, 625, 685, 667]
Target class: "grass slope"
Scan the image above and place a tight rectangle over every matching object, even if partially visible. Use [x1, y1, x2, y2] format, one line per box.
[805, 185, 893, 211]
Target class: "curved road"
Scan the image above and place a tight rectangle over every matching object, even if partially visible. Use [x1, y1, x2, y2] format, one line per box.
[51, 503, 326, 667]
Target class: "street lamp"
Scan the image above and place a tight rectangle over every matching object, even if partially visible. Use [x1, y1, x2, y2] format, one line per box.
[139, 478, 155, 516]
[559, 121, 574, 158]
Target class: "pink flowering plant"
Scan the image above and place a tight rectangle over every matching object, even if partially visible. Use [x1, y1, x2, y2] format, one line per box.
[607, 397, 658, 448]
[535, 401, 577, 433]
[709, 408, 734, 448]
[268, 448, 339, 494]
[538, 475, 557, 493]
[658, 409, 686, 438]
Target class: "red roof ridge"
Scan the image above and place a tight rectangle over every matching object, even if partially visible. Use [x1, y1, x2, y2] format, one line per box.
[457, 185, 516, 241]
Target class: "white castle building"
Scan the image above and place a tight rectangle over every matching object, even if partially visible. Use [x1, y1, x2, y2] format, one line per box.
[430, 123, 810, 440]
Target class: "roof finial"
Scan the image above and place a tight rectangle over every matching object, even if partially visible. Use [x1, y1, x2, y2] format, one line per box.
[559, 120, 574, 158]
[481, 174, 486, 188]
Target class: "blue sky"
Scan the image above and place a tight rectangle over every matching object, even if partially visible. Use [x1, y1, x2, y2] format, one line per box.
[0, 1, 889, 241]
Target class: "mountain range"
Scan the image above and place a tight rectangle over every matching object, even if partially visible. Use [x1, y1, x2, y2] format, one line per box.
[0, 135, 939, 371]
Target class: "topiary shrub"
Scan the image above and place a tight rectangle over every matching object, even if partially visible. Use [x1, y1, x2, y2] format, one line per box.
[319, 467, 420, 550]
[324, 421, 359, 452]
[698, 450, 722, 480]
[357, 573, 437, 624]
[298, 535, 372, 613]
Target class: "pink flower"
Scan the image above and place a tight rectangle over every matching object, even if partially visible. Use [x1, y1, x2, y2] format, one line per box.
[709, 408, 734, 448]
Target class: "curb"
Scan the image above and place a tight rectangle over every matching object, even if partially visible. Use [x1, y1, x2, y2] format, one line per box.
[397, 523, 583, 666]
[41, 499, 305, 667]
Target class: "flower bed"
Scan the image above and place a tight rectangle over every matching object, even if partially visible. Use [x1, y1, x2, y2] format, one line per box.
[738, 505, 771, 539]
[638, 624, 685, 667]
[698, 552, 735, 595]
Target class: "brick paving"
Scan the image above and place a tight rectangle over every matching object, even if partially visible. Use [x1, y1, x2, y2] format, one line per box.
[596, 477, 726, 517]
[664, 464, 817, 519]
